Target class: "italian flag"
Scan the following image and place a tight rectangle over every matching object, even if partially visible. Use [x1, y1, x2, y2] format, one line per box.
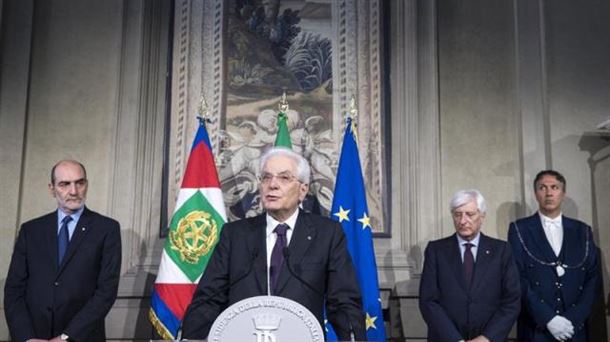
[149, 119, 227, 339]
[274, 111, 292, 148]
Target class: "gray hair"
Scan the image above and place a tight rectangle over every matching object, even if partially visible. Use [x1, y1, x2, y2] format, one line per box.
[449, 189, 487, 214]
[259, 147, 311, 184]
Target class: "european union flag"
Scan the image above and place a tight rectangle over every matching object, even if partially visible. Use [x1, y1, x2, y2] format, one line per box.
[327, 117, 386, 341]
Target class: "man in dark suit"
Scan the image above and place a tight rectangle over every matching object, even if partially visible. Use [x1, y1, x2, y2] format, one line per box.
[419, 189, 520, 342]
[4, 160, 122, 342]
[181, 147, 365, 340]
[508, 170, 599, 341]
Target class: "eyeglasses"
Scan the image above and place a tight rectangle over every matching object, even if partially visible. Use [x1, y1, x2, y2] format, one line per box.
[259, 172, 300, 185]
[452, 211, 480, 221]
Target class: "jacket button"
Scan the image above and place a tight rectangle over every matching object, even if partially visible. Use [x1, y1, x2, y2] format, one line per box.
[534, 281, 540, 286]
[54, 282, 59, 286]
[556, 310, 560, 314]
[540, 299, 545, 303]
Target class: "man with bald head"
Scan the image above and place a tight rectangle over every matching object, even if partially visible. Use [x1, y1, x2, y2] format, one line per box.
[4, 160, 122, 342]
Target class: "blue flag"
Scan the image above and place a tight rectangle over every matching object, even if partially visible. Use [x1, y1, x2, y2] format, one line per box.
[327, 117, 386, 341]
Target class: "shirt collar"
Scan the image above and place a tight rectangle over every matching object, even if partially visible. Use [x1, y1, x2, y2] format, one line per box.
[57, 206, 85, 225]
[539, 211, 562, 226]
[266, 209, 300, 237]
[456, 231, 481, 247]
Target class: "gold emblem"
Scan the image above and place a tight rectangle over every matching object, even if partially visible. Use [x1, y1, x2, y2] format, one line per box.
[170, 211, 218, 264]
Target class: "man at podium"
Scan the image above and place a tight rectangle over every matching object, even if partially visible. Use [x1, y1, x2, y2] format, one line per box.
[181, 147, 366, 340]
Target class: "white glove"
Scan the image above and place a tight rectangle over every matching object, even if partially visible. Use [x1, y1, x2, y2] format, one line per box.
[546, 315, 574, 341]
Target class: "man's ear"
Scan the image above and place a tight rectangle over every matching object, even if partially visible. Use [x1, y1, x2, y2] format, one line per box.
[299, 183, 309, 201]
[48, 183, 56, 197]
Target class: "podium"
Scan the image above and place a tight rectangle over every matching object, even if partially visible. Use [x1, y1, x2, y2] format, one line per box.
[207, 295, 324, 342]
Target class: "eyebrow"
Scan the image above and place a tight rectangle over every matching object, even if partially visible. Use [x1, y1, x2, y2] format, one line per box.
[57, 178, 87, 184]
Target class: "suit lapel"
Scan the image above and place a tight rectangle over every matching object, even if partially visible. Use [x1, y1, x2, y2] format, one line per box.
[275, 211, 315, 295]
[57, 207, 92, 275]
[445, 235, 468, 292]
[560, 216, 579, 265]
[44, 211, 60, 271]
[247, 214, 268, 294]
[471, 234, 493, 292]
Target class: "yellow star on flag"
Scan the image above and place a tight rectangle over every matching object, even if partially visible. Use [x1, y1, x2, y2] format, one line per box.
[365, 312, 378, 330]
[334, 206, 350, 222]
[357, 212, 371, 230]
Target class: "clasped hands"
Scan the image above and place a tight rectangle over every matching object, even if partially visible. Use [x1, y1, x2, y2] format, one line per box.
[547, 315, 574, 341]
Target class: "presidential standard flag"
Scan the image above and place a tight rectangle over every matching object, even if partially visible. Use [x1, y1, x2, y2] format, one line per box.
[149, 119, 227, 339]
[328, 117, 386, 341]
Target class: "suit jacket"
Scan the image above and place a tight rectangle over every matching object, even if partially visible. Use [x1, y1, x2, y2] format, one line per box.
[419, 233, 520, 342]
[4, 207, 122, 342]
[181, 211, 366, 340]
[508, 214, 599, 342]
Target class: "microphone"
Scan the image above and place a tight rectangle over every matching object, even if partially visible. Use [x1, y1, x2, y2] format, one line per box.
[282, 247, 323, 297]
[281, 248, 357, 341]
[220, 247, 259, 295]
[179, 247, 259, 340]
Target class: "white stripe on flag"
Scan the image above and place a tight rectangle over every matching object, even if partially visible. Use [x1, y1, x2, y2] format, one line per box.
[173, 188, 198, 212]
[199, 188, 227, 222]
[155, 250, 194, 284]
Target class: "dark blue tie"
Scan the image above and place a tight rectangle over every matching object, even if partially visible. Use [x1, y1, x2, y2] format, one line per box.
[58, 216, 73, 265]
[270, 224, 288, 294]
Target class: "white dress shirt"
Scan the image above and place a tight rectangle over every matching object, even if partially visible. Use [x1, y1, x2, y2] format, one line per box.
[539, 212, 563, 257]
[456, 232, 480, 262]
[265, 209, 299, 294]
[57, 206, 84, 240]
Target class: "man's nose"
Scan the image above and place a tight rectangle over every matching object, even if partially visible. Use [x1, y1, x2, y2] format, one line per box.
[268, 177, 280, 188]
[68, 183, 78, 193]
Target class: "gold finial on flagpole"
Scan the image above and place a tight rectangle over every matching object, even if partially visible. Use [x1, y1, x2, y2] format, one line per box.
[197, 96, 211, 124]
[349, 95, 358, 120]
[278, 90, 289, 113]
[348, 95, 359, 143]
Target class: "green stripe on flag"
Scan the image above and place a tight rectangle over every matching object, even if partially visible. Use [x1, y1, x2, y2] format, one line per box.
[165, 191, 225, 282]
[274, 111, 292, 148]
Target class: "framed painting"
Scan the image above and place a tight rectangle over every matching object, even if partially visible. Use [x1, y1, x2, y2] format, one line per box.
[168, 0, 390, 235]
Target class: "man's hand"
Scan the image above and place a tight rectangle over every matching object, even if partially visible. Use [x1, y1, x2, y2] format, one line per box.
[49, 336, 63, 342]
[547, 315, 574, 341]
[468, 335, 490, 342]
[26, 339, 49, 342]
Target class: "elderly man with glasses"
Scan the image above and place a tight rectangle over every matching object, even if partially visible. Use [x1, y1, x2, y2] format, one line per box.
[181, 147, 366, 340]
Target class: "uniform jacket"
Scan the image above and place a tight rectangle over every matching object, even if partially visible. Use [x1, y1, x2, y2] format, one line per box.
[508, 214, 599, 342]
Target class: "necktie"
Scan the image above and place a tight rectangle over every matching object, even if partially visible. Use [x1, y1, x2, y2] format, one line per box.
[270, 223, 288, 294]
[58, 216, 73, 265]
[463, 242, 474, 287]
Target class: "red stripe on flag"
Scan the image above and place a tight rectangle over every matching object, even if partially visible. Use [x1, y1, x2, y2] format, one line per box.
[181, 141, 221, 188]
[154, 283, 197, 320]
